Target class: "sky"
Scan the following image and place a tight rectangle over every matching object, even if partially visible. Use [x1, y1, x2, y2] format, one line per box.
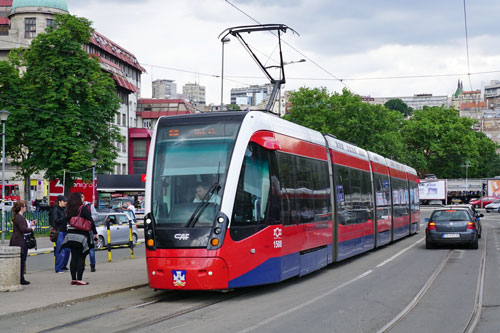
[67, 0, 500, 105]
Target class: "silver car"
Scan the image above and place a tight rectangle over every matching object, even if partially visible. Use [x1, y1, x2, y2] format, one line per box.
[94, 212, 139, 249]
[485, 200, 500, 213]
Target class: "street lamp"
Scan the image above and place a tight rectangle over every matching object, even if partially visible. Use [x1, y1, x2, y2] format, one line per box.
[220, 37, 230, 109]
[0, 109, 10, 244]
[279, 59, 306, 116]
[462, 160, 470, 194]
[90, 158, 98, 207]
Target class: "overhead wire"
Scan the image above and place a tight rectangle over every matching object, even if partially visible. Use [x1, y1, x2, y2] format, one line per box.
[224, 0, 349, 90]
[462, 0, 473, 91]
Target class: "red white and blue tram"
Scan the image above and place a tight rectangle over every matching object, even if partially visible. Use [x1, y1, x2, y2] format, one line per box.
[143, 111, 420, 290]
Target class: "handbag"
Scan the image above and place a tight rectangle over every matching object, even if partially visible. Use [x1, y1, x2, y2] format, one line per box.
[69, 206, 92, 231]
[25, 232, 37, 249]
[49, 228, 58, 242]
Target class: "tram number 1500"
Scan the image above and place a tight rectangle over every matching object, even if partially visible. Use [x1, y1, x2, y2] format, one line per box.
[273, 240, 282, 248]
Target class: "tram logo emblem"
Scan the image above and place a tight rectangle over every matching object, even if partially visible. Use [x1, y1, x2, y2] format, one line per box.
[174, 233, 190, 240]
[172, 270, 187, 287]
[273, 227, 282, 239]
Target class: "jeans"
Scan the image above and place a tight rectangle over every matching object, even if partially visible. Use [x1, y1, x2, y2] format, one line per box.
[55, 231, 70, 272]
[89, 247, 95, 267]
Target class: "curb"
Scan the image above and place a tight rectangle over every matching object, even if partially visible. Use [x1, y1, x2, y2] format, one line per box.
[0, 283, 149, 320]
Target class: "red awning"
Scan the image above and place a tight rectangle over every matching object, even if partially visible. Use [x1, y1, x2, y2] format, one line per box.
[112, 74, 138, 93]
[0, 17, 10, 25]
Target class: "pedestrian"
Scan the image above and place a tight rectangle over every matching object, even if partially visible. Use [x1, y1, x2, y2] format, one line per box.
[51, 195, 69, 273]
[83, 196, 98, 272]
[9, 200, 36, 285]
[61, 192, 98, 285]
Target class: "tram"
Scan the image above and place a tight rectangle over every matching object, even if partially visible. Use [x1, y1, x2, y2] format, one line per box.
[143, 111, 420, 290]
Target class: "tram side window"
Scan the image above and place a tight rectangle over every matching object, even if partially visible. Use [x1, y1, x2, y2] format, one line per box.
[335, 165, 352, 225]
[312, 159, 331, 222]
[232, 143, 271, 226]
[276, 152, 292, 225]
[295, 156, 314, 223]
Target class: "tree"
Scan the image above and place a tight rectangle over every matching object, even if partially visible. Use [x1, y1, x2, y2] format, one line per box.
[402, 106, 498, 178]
[286, 88, 409, 162]
[3, 14, 122, 197]
[384, 98, 412, 117]
[226, 104, 241, 111]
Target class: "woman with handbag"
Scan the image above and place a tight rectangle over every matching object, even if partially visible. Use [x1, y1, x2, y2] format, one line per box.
[9, 200, 36, 285]
[61, 192, 98, 285]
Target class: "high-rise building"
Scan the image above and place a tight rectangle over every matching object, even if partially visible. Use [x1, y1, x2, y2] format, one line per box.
[182, 82, 206, 106]
[152, 79, 177, 99]
[230, 84, 273, 107]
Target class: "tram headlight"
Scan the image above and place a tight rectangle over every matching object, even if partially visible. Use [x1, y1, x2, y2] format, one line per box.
[214, 227, 221, 235]
[217, 216, 224, 224]
[146, 218, 152, 225]
[210, 238, 219, 246]
[147, 229, 153, 236]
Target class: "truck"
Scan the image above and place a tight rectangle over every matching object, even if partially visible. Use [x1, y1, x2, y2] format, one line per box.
[418, 180, 446, 205]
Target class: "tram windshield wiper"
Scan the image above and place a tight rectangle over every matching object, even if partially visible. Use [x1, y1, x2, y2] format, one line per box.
[185, 182, 221, 228]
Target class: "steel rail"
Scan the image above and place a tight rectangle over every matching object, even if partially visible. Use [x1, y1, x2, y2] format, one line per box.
[376, 250, 453, 333]
[378, 230, 487, 333]
[463, 229, 487, 333]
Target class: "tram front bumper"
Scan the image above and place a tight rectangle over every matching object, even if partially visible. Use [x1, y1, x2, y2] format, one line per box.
[147, 257, 229, 290]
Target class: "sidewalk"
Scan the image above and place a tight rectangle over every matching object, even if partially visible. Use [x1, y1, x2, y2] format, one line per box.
[0, 237, 149, 319]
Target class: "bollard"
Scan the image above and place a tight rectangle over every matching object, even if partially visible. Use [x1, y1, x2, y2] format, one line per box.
[106, 219, 112, 262]
[128, 220, 134, 259]
[0, 246, 23, 292]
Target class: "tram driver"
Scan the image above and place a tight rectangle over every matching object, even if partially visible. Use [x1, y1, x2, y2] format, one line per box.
[193, 183, 221, 204]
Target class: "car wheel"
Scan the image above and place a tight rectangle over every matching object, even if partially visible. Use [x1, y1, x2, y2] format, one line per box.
[426, 238, 434, 249]
[470, 238, 479, 250]
[97, 236, 105, 249]
[132, 233, 138, 247]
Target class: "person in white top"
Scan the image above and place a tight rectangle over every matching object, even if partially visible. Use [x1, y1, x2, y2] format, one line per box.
[123, 201, 136, 215]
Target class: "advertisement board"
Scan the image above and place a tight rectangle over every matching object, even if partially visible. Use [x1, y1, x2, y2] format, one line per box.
[418, 180, 446, 200]
[487, 179, 500, 199]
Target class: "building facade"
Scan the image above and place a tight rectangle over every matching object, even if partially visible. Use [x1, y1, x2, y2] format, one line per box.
[0, 0, 145, 200]
[182, 82, 206, 106]
[152, 79, 177, 99]
[230, 84, 273, 107]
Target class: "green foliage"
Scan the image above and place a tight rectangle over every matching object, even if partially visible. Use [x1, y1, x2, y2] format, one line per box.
[286, 88, 408, 162]
[286, 88, 500, 179]
[384, 98, 412, 117]
[226, 104, 241, 111]
[2, 14, 121, 188]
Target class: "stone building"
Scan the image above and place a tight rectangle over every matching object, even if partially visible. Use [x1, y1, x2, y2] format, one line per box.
[0, 0, 145, 199]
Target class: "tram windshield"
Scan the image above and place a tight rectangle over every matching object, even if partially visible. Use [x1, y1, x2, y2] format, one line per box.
[152, 120, 240, 227]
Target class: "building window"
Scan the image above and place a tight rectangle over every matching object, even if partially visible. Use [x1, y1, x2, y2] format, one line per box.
[46, 19, 54, 29]
[122, 163, 127, 175]
[122, 114, 126, 127]
[133, 160, 147, 174]
[25, 18, 36, 38]
[116, 114, 120, 125]
[143, 120, 152, 129]
[133, 140, 147, 158]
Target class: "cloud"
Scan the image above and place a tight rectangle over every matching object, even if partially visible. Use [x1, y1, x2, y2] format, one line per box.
[65, 0, 500, 104]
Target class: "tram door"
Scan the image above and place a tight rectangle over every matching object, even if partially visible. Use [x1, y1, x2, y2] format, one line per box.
[229, 143, 282, 287]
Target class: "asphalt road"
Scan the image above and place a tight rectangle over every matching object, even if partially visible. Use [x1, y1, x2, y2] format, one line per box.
[7, 209, 500, 333]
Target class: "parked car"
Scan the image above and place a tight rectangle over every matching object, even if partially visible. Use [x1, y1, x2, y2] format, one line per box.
[485, 199, 500, 213]
[444, 204, 483, 238]
[425, 208, 479, 249]
[94, 212, 139, 249]
[469, 196, 496, 208]
[1, 200, 14, 212]
[424, 174, 437, 180]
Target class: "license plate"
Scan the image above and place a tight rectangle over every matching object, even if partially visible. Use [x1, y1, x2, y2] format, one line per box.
[442, 233, 460, 238]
